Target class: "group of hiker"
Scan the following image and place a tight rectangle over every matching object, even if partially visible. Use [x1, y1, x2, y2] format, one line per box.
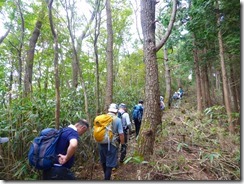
[94, 101, 144, 180]
[28, 88, 184, 180]
[26, 100, 144, 180]
[172, 87, 184, 100]
[171, 87, 184, 108]
[3, 88, 185, 180]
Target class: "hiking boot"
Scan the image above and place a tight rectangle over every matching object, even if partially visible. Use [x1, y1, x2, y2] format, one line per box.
[112, 165, 118, 171]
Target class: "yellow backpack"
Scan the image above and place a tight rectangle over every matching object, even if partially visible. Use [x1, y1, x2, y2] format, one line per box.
[93, 114, 114, 143]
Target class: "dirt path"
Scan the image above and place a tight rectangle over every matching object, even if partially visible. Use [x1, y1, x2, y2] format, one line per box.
[77, 97, 240, 180]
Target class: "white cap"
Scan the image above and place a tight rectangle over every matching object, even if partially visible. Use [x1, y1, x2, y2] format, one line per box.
[108, 103, 118, 113]
[0, 137, 9, 144]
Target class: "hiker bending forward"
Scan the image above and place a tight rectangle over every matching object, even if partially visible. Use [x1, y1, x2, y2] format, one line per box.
[96, 103, 125, 180]
[43, 119, 89, 180]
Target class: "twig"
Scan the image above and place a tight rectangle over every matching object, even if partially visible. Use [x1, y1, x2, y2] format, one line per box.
[162, 171, 193, 177]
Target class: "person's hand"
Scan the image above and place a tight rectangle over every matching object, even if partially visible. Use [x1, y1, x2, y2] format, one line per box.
[58, 154, 68, 165]
[128, 125, 132, 132]
[120, 144, 126, 153]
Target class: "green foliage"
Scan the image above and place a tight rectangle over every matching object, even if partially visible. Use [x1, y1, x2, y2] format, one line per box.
[176, 142, 188, 152]
[124, 154, 148, 165]
[201, 152, 220, 164]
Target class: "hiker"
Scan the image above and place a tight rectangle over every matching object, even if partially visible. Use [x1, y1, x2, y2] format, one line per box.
[95, 103, 125, 180]
[42, 119, 89, 180]
[132, 100, 144, 139]
[172, 91, 180, 100]
[118, 103, 131, 163]
[160, 96, 165, 110]
[171, 91, 181, 108]
[178, 87, 184, 98]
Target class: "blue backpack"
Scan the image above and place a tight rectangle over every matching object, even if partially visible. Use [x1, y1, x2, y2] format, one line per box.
[132, 105, 143, 121]
[28, 128, 64, 170]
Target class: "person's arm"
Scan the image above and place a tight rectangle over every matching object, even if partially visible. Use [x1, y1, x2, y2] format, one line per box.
[58, 138, 78, 165]
[125, 113, 131, 126]
[117, 118, 125, 144]
[119, 133, 125, 145]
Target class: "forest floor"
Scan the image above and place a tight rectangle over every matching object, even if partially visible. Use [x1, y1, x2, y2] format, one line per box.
[76, 94, 240, 181]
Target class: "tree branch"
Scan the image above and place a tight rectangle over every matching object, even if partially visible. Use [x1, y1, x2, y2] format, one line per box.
[155, 0, 177, 52]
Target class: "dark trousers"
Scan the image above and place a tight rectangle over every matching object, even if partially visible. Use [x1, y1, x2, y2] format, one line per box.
[123, 128, 128, 144]
[134, 118, 141, 137]
[119, 128, 128, 163]
[43, 166, 75, 180]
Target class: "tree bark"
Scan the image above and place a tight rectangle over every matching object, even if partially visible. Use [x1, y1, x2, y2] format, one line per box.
[104, 0, 114, 111]
[192, 34, 202, 113]
[199, 64, 206, 109]
[138, 0, 177, 160]
[93, 0, 102, 115]
[16, 0, 25, 90]
[48, 0, 60, 129]
[23, 20, 42, 96]
[216, 0, 233, 133]
[229, 62, 238, 113]
[163, 47, 171, 109]
[202, 46, 212, 107]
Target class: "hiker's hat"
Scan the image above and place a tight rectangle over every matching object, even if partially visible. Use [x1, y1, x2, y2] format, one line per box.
[108, 103, 118, 113]
[0, 137, 9, 144]
[119, 103, 126, 109]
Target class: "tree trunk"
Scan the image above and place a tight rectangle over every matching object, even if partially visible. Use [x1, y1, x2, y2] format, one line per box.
[192, 34, 202, 113]
[229, 63, 238, 113]
[199, 65, 206, 109]
[208, 61, 216, 103]
[93, 1, 102, 115]
[8, 60, 13, 105]
[62, 0, 90, 122]
[138, 0, 177, 160]
[216, 0, 233, 133]
[137, 0, 159, 159]
[23, 20, 42, 96]
[16, 0, 25, 90]
[163, 47, 171, 109]
[0, 27, 11, 44]
[204, 62, 212, 107]
[104, 0, 114, 111]
[48, 0, 60, 129]
[215, 69, 221, 91]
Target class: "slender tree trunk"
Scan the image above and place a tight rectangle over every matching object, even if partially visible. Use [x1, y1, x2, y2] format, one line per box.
[0, 27, 11, 44]
[93, 1, 102, 115]
[192, 35, 202, 113]
[104, 0, 114, 111]
[199, 65, 206, 109]
[216, 0, 233, 133]
[208, 62, 216, 103]
[23, 20, 42, 96]
[62, 0, 90, 122]
[48, 0, 60, 129]
[229, 62, 238, 113]
[8, 60, 13, 105]
[215, 69, 221, 91]
[16, 0, 25, 90]
[202, 46, 212, 107]
[163, 47, 171, 109]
